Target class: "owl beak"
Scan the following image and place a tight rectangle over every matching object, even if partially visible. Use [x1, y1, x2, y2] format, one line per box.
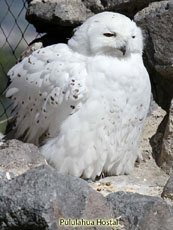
[120, 45, 126, 56]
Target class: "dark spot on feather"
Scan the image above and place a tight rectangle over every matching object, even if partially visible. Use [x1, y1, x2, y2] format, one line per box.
[55, 102, 58, 105]
[43, 109, 47, 112]
[47, 60, 50, 63]
[70, 105, 75, 109]
[26, 77, 28, 80]
[29, 96, 31, 100]
[71, 83, 75, 86]
[73, 95, 78, 99]
[44, 98, 46, 101]
[37, 120, 39, 124]
[72, 79, 75, 82]
[54, 93, 57, 96]
[75, 89, 79, 93]
[50, 96, 54, 101]
[62, 91, 65, 94]
[17, 74, 21, 77]
[28, 57, 32, 64]
[22, 101, 24, 104]
[45, 116, 47, 119]
[30, 108, 33, 111]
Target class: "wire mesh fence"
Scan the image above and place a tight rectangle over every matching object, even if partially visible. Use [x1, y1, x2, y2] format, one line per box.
[0, 0, 40, 133]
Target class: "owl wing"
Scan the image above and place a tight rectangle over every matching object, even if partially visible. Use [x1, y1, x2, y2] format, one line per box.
[6, 44, 88, 145]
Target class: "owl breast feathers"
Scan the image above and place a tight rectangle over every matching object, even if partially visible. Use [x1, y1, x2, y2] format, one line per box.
[6, 12, 151, 180]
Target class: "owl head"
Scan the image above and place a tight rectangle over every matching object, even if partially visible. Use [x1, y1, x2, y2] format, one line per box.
[68, 12, 143, 57]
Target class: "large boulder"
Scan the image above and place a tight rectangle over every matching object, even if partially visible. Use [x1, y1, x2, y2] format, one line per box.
[134, 1, 173, 110]
[107, 191, 173, 230]
[0, 165, 173, 230]
[0, 165, 114, 230]
[26, 0, 160, 33]
[0, 139, 46, 177]
[151, 99, 173, 175]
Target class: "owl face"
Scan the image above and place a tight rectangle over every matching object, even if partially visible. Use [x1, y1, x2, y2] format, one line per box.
[87, 12, 143, 57]
[68, 12, 143, 57]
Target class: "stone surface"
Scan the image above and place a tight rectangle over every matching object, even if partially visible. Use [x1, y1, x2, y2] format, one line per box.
[151, 99, 173, 175]
[90, 105, 169, 197]
[159, 99, 173, 174]
[107, 191, 173, 230]
[0, 165, 172, 230]
[0, 139, 46, 177]
[26, 0, 159, 33]
[135, 1, 173, 110]
[0, 165, 114, 230]
[162, 175, 173, 202]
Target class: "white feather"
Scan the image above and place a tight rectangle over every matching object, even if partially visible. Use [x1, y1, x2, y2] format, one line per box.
[6, 12, 151, 179]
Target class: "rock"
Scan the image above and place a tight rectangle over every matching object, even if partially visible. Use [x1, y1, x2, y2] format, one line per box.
[107, 191, 173, 230]
[0, 165, 172, 230]
[151, 99, 173, 175]
[162, 175, 173, 202]
[17, 41, 43, 62]
[26, 0, 159, 33]
[159, 99, 173, 174]
[0, 165, 113, 230]
[135, 1, 173, 110]
[101, 0, 159, 18]
[0, 139, 46, 178]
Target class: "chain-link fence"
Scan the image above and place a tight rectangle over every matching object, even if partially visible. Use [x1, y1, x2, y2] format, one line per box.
[0, 0, 40, 133]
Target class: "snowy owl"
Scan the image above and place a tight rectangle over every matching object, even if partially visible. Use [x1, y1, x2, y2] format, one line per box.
[6, 12, 151, 180]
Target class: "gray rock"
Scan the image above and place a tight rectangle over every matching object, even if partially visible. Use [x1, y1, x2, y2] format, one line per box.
[162, 175, 173, 201]
[151, 98, 173, 175]
[0, 165, 113, 230]
[101, 0, 160, 17]
[107, 191, 173, 230]
[0, 164, 173, 229]
[0, 139, 46, 177]
[135, 1, 173, 110]
[159, 99, 173, 174]
[26, 0, 159, 33]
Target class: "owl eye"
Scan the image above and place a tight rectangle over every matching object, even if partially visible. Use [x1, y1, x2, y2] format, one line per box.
[132, 35, 136, 39]
[103, 33, 116, 37]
